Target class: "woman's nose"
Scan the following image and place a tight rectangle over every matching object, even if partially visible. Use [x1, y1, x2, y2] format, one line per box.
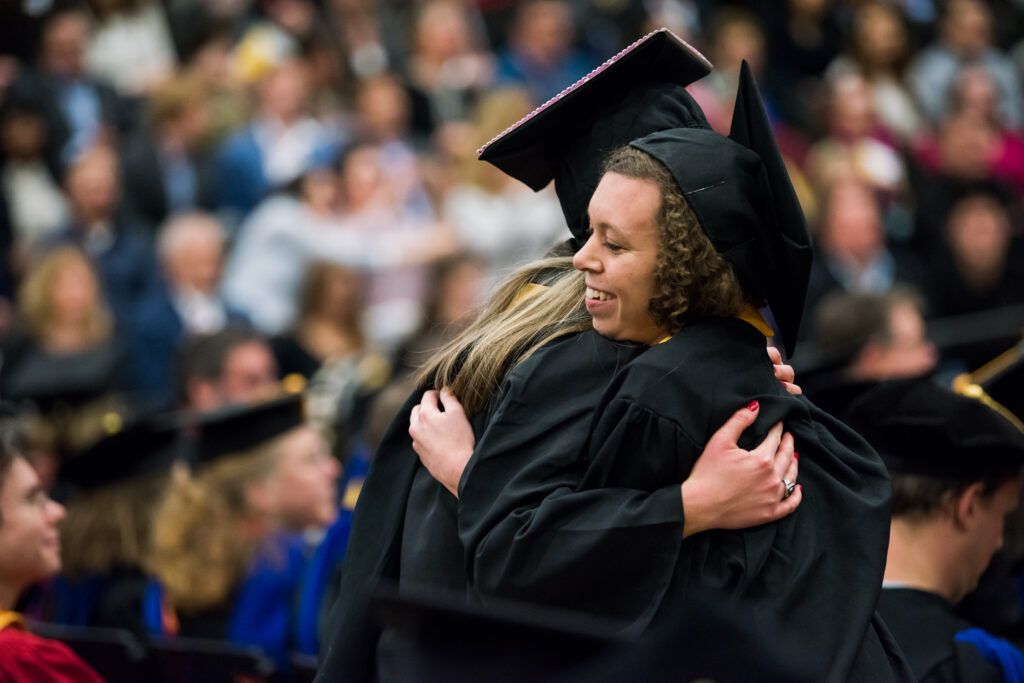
[572, 235, 600, 272]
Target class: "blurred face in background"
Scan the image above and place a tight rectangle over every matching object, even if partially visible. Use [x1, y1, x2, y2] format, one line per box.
[161, 214, 227, 295]
[274, 425, 340, 529]
[49, 256, 101, 325]
[0, 109, 47, 161]
[66, 146, 121, 224]
[220, 342, 279, 405]
[41, 12, 89, 80]
[512, 0, 573, 66]
[0, 458, 66, 599]
[828, 73, 875, 139]
[946, 195, 1010, 280]
[259, 59, 311, 123]
[943, 0, 992, 58]
[820, 181, 884, 266]
[854, 3, 908, 70]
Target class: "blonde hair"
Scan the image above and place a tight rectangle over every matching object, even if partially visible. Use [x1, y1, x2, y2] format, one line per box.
[18, 246, 112, 346]
[147, 445, 278, 615]
[416, 256, 590, 416]
[61, 472, 169, 577]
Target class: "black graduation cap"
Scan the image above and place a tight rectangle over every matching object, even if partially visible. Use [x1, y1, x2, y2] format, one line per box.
[59, 412, 186, 491]
[478, 28, 712, 245]
[479, 31, 811, 355]
[844, 379, 1024, 480]
[195, 393, 305, 466]
[629, 61, 812, 356]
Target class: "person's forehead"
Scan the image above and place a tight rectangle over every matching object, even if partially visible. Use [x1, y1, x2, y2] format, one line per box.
[1, 458, 36, 502]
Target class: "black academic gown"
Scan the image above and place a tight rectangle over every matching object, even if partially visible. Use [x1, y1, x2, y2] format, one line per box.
[457, 318, 905, 681]
[878, 588, 1004, 683]
[578, 318, 905, 681]
[316, 331, 646, 683]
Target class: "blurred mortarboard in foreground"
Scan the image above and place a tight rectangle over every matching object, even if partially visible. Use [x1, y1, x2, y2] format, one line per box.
[478, 28, 712, 245]
[59, 412, 187, 492]
[370, 584, 816, 682]
[845, 379, 1024, 479]
[953, 339, 1024, 428]
[195, 392, 305, 466]
[629, 62, 812, 356]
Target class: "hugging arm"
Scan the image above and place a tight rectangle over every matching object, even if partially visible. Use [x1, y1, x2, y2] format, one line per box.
[411, 389, 799, 623]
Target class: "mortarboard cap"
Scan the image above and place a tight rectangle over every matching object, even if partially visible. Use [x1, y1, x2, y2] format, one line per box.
[195, 393, 306, 466]
[60, 412, 186, 491]
[629, 62, 812, 356]
[845, 379, 1024, 480]
[478, 28, 712, 245]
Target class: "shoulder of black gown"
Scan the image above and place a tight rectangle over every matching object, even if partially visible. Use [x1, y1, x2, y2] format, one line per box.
[878, 588, 1004, 683]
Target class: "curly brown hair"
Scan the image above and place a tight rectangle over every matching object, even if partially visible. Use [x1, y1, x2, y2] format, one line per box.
[602, 146, 748, 334]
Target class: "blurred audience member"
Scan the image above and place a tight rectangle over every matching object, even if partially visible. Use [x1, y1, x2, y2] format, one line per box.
[441, 88, 564, 286]
[494, 0, 592, 104]
[916, 66, 1024, 199]
[216, 54, 339, 220]
[223, 164, 355, 336]
[804, 179, 928, 322]
[806, 71, 907, 198]
[84, 0, 177, 97]
[827, 1, 923, 144]
[406, 0, 494, 134]
[807, 288, 936, 414]
[272, 261, 367, 380]
[7, 7, 129, 170]
[146, 394, 334, 665]
[177, 327, 278, 411]
[0, 99, 67, 255]
[132, 212, 243, 404]
[50, 144, 162, 329]
[907, 0, 1023, 129]
[334, 140, 458, 349]
[928, 192, 1024, 319]
[689, 7, 768, 136]
[51, 414, 183, 640]
[0, 246, 128, 409]
[847, 381, 1024, 682]
[759, 0, 843, 133]
[0, 421, 102, 682]
[120, 75, 218, 231]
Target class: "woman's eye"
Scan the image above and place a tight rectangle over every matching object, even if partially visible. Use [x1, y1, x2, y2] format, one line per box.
[604, 242, 623, 252]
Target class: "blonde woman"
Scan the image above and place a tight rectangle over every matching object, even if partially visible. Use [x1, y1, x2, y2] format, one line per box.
[146, 394, 336, 664]
[0, 245, 127, 408]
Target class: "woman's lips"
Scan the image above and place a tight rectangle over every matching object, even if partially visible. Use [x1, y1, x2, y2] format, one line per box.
[585, 286, 615, 313]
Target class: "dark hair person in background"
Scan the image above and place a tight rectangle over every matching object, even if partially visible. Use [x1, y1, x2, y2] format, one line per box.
[847, 380, 1024, 682]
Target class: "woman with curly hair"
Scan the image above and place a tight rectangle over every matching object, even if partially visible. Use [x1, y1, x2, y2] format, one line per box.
[406, 43, 903, 683]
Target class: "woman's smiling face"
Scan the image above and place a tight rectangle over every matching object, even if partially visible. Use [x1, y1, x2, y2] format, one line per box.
[573, 172, 668, 345]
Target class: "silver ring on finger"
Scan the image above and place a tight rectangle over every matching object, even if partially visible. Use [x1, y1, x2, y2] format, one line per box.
[782, 478, 796, 500]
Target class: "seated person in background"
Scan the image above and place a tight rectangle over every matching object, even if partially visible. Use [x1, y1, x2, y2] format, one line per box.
[0, 420, 102, 682]
[175, 326, 279, 411]
[50, 413, 185, 640]
[146, 391, 338, 667]
[804, 287, 937, 416]
[846, 379, 1024, 682]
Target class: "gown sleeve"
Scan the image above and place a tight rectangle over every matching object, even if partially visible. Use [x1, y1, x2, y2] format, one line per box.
[457, 388, 689, 629]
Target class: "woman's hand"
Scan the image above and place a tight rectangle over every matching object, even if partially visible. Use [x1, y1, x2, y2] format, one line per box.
[768, 345, 802, 395]
[680, 401, 801, 537]
[410, 389, 475, 498]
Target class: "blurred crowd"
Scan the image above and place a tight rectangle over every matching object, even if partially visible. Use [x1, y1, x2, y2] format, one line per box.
[0, 0, 1023, 677]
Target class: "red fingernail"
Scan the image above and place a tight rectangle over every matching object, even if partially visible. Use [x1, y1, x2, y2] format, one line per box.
[794, 452, 799, 460]
[747, 401, 758, 411]
[798, 485, 803, 491]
